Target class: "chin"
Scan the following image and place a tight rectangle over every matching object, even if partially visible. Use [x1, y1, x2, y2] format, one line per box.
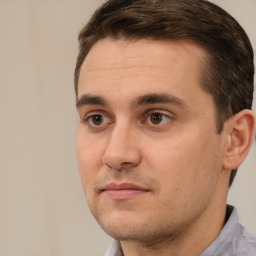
[95, 211, 178, 243]
[96, 211, 146, 239]
[102, 221, 180, 244]
[102, 223, 150, 242]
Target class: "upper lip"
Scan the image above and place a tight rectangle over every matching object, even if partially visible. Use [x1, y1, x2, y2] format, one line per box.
[102, 182, 149, 191]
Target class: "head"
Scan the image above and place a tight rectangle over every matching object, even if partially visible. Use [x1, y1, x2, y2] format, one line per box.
[75, 0, 254, 187]
[75, 0, 255, 249]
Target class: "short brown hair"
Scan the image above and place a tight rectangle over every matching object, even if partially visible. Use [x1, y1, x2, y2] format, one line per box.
[74, 0, 254, 186]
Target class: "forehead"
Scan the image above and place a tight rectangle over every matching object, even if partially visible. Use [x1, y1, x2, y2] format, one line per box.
[78, 38, 208, 105]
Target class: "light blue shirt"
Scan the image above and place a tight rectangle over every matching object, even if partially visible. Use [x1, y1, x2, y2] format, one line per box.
[104, 206, 256, 256]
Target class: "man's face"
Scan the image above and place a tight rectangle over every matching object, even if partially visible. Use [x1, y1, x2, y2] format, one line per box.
[76, 38, 227, 242]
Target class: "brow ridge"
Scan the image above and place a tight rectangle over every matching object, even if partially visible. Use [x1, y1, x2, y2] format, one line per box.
[132, 93, 186, 107]
[76, 93, 186, 109]
[76, 94, 107, 108]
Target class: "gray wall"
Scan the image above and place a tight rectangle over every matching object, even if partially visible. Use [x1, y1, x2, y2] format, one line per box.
[0, 1, 255, 255]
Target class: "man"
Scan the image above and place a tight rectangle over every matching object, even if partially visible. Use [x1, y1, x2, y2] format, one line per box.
[75, 0, 256, 255]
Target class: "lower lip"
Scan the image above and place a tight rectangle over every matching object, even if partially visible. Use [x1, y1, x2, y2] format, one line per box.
[104, 189, 149, 200]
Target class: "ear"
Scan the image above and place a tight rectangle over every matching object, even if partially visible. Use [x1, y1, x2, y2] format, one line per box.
[222, 109, 255, 170]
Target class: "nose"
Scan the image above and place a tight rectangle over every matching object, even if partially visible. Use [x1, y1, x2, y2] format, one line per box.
[102, 124, 141, 170]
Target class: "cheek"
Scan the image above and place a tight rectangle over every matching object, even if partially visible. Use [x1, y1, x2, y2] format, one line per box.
[144, 129, 219, 190]
[77, 128, 106, 165]
[76, 133, 105, 193]
[143, 134, 221, 221]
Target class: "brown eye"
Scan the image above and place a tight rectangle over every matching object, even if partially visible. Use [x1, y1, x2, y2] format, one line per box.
[91, 114, 104, 125]
[85, 112, 111, 129]
[149, 113, 163, 125]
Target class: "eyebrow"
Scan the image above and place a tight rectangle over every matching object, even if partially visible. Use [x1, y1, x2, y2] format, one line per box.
[76, 94, 107, 108]
[76, 93, 186, 109]
[132, 93, 186, 107]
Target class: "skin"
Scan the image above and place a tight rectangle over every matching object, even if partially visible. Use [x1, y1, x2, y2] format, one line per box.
[76, 38, 253, 256]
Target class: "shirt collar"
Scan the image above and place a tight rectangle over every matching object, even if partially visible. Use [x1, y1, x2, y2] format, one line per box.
[104, 239, 123, 256]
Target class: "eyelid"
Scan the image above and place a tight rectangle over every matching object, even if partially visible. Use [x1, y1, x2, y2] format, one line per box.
[146, 109, 174, 118]
[80, 108, 175, 130]
[143, 109, 174, 126]
[83, 109, 108, 120]
[83, 110, 113, 128]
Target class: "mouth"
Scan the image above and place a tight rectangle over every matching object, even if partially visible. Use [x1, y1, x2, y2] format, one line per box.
[102, 182, 150, 200]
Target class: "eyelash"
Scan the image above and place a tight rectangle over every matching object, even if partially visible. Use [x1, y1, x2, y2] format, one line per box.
[143, 110, 172, 126]
[84, 111, 112, 128]
[83, 110, 173, 130]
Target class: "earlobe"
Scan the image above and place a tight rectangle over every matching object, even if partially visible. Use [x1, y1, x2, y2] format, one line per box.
[222, 109, 255, 170]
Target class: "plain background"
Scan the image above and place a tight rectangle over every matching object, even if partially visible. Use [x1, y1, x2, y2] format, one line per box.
[0, 1, 255, 255]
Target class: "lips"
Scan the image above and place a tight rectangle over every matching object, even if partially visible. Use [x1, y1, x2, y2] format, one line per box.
[102, 182, 150, 200]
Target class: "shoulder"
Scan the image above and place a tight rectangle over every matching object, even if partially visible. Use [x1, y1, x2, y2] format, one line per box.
[202, 206, 256, 256]
[222, 216, 256, 256]
[207, 223, 256, 256]
[232, 226, 256, 256]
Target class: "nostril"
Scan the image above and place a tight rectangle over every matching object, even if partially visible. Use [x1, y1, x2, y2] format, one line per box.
[105, 163, 113, 169]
